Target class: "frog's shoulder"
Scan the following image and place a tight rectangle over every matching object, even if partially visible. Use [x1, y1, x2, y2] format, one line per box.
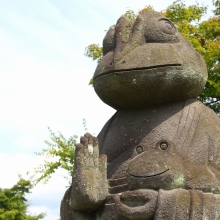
[97, 111, 118, 151]
[182, 100, 220, 170]
[187, 100, 220, 125]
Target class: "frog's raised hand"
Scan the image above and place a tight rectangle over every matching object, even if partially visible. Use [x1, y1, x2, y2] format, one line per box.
[70, 133, 108, 211]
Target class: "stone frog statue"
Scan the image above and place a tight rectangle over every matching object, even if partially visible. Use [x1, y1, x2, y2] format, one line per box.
[60, 10, 220, 219]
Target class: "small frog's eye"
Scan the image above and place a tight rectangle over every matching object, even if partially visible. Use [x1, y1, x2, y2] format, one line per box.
[136, 146, 143, 154]
[160, 142, 168, 150]
[158, 19, 176, 35]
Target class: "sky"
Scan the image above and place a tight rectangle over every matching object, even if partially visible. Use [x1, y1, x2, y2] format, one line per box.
[0, 0, 214, 219]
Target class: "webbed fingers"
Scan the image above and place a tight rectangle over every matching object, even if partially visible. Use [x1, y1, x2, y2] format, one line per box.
[80, 135, 88, 155]
[78, 133, 104, 168]
[80, 135, 88, 146]
[92, 136, 98, 145]
[79, 133, 91, 155]
[84, 133, 93, 144]
[72, 134, 108, 205]
[74, 143, 85, 168]
[85, 133, 95, 154]
[80, 133, 96, 155]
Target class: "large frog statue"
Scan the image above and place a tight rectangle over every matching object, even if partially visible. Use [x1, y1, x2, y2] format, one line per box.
[60, 10, 220, 219]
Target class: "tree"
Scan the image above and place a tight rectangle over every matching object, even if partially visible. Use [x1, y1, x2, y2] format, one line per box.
[164, 0, 220, 113]
[85, 0, 220, 114]
[34, 127, 78, 184]
[0, 177, 45, 220]
[34, 119, 89, 185]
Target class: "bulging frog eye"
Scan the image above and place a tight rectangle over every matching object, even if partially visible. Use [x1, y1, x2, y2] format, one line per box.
[160, 142, 168, 150]
[158, 19, 176, 35]
[136, 146, 143, 154]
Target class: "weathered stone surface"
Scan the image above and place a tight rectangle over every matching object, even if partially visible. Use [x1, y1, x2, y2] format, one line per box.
[93, 10, 207, 110]
[61, 10, 220, 220]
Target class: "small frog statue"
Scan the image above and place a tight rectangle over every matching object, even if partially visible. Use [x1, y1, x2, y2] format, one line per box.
[61, 10, 220, 220]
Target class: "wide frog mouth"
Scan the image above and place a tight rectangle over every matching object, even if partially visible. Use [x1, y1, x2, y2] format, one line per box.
[126, 146, 185, 190]
[93, 64, 182, 80]
[93, 45, 207, 109]
[127, 168, 170, 178]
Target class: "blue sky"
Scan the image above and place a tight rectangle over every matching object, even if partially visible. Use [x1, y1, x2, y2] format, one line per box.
[0, 0, 213, 219]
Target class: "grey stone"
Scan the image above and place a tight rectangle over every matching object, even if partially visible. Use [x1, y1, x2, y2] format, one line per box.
[61, 10, 220, 220]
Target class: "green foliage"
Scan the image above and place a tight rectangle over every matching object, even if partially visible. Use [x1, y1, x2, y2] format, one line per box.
[139, 5, 154, 14]
[165, 1, 220, 113]
[35, 127, 77, 184]
[84, 44, 103, 63]
[164, 1, 207, 54]
[123, 9, 137, 20]
[213, 0, 220, 15]
[0, 177, 45, 220]
[164, 1, 220, 113]
[164, 0, 207, 23]
[85, 1, 220, 114]
[82, 118, 88, 131]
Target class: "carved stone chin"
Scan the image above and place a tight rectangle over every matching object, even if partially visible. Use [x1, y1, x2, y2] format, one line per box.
[61, 9, 220, 220]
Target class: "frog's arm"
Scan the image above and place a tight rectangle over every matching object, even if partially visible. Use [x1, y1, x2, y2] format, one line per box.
[155, 189, 220, 220]
[113, 189, 220, 220]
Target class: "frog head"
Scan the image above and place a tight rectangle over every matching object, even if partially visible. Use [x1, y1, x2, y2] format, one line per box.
[126, 140, 184, 191]
[93, 10, 207, 110]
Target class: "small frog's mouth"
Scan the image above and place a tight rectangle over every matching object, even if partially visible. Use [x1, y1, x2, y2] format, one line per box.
[94, 64, 182, 80]
[127, 169, 169, 178]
